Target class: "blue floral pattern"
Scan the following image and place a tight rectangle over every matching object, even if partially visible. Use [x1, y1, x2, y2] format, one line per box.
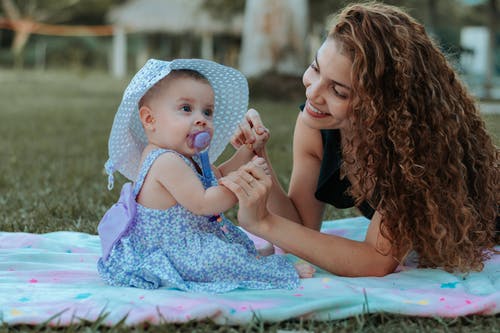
[98, 148, 299, 292]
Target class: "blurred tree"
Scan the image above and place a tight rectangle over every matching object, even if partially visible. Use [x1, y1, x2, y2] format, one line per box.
[200, 0, 471, 76]
[202, 0, 245, 19]
[484, 0, 498, 98]
[202, 0, 470, 42]
[459, 0, 498, 97]
[239, 0, 308, 77]
[0, 0, 125, 67]
[203, 0, 497, 95]
[297, 0, 464, 45]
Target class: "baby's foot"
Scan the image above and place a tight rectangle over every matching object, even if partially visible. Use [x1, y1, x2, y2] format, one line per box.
[257, 241, 275, 256]
[295, 262, 315, 278]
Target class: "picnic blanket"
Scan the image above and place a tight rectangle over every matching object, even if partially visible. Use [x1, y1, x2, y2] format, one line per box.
[1, 217, 498, 326]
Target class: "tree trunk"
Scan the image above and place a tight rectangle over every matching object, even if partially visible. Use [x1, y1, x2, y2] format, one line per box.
[484, 0, 497, 99]
[12, 21, 35, 67]
[425, 0, 438, 36]
[1, 0, 29, 68]
[239, 0, 308, 78]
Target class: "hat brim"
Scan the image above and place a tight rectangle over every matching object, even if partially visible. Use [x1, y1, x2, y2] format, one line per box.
[106, 59, 249, 182]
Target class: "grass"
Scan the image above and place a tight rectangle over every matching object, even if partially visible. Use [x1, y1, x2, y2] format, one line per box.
[0, 69, 499, 332]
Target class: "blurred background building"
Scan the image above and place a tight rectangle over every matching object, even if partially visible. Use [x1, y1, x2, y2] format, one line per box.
[0, 0, 498, 99]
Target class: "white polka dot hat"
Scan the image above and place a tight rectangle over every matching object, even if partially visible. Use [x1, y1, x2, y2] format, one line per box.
[104, 58, 249, 189]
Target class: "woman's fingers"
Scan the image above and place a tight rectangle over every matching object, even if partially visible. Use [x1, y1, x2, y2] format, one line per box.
[242, 170, 257, 185]
[239, 119, 255, 145]
[246, 109, 267, 135]
[219, 159, 272, 232]
[230, 125, 243, 149]
[244, 157, 272, 184]
[245, 109, 269, 154]
[230, 108, 271, 153]
[220, 158, 271, 198]
[251, 127, 270, 153]
[219, 173, 242, 196]
[219, 171, 252, 198]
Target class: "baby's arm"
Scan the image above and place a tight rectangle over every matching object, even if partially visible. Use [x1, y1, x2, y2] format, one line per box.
[152, 153, 236, 215]
[216, 145, 255, 177]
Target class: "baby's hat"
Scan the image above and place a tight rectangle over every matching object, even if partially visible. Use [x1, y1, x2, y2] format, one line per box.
[104, 58, 249, 189]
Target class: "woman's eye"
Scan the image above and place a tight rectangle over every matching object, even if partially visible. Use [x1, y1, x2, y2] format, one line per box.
[333, 87, 348, 99]
[310, 62, 319, 72]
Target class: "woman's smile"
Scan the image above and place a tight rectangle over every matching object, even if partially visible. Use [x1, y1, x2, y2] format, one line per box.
[304, 101, 329, 118]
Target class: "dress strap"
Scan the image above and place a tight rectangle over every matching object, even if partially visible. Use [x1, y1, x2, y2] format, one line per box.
[132, 148, 196, 197]
[197, 151, 216, 188]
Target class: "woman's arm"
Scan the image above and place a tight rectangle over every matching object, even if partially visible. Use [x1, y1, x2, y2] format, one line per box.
[257, 147, 303, 223]
[220, 161, 399, 277]
[254, 112, 326, 228]
[226, 109, 325, 227]
[279, 113, 326, 229]
[256, 211, 399, 276]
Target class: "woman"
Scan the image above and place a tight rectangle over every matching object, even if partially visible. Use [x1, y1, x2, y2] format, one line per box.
[221, 3, 499, 277]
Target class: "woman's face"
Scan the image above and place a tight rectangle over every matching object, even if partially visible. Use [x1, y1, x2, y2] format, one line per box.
[301, 38, 353, 130]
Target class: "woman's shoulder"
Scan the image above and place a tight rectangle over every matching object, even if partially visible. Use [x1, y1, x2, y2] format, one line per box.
[294, 114, 324, 159]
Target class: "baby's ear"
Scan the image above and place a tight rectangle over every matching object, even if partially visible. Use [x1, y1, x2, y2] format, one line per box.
[139, 106, 155, 131]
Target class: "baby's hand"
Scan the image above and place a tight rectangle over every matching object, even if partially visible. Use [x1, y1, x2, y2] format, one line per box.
[231, 109, 270, 155]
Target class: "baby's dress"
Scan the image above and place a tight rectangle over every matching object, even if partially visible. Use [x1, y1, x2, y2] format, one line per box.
[97, 148, 299, 292]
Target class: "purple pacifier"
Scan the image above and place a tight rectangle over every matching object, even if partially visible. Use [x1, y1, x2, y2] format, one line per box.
[193, 131, 211, 151]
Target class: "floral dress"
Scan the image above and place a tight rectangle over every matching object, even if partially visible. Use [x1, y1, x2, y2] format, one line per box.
[97, 148, 299, 293]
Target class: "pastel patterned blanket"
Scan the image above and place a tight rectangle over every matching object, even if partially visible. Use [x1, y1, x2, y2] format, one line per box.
[1, 217, 498, 326]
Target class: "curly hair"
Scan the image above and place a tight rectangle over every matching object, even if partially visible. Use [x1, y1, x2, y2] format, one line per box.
[328, 2, 499, 272]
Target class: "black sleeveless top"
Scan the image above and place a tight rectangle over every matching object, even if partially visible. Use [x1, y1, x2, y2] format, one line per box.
[314, 128, 375, 219]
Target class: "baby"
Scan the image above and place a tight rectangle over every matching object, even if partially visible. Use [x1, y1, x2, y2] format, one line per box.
[97, 59, 314, 293]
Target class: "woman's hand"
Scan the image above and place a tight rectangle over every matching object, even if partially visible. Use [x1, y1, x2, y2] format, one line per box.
[231, 109, 270, 156]
[219, 157, 272, 232]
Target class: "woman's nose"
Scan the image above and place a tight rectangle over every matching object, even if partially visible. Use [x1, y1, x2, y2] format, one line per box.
[303, 71, 323, 104]
[306, 80, 323, 104]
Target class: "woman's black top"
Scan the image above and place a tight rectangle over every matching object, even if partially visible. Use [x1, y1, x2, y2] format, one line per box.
[314, 128, 375, 219]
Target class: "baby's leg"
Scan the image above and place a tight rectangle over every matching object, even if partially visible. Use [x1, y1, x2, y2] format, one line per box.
[294, 262, 315, 278]
[257, 241, 275, 256]
[241, 229, 276, 256]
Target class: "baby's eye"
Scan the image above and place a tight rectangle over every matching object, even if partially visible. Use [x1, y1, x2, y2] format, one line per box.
[310, 61, 319, 72]
[181, 105, 192, 112]
[203, 109, 213, 117]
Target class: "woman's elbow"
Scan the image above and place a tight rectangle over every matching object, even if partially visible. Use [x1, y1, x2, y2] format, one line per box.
[332, 257, 398, 277]
[369, 265, 395, 277]
[364, 258, 399, 277]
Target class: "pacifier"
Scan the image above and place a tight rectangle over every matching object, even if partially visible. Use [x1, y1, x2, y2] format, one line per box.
[192, 131, 211, 152]
[192, 131, 212, 189]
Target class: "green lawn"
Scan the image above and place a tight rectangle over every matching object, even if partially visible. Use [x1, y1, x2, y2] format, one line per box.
[0, 69, 498, 332]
